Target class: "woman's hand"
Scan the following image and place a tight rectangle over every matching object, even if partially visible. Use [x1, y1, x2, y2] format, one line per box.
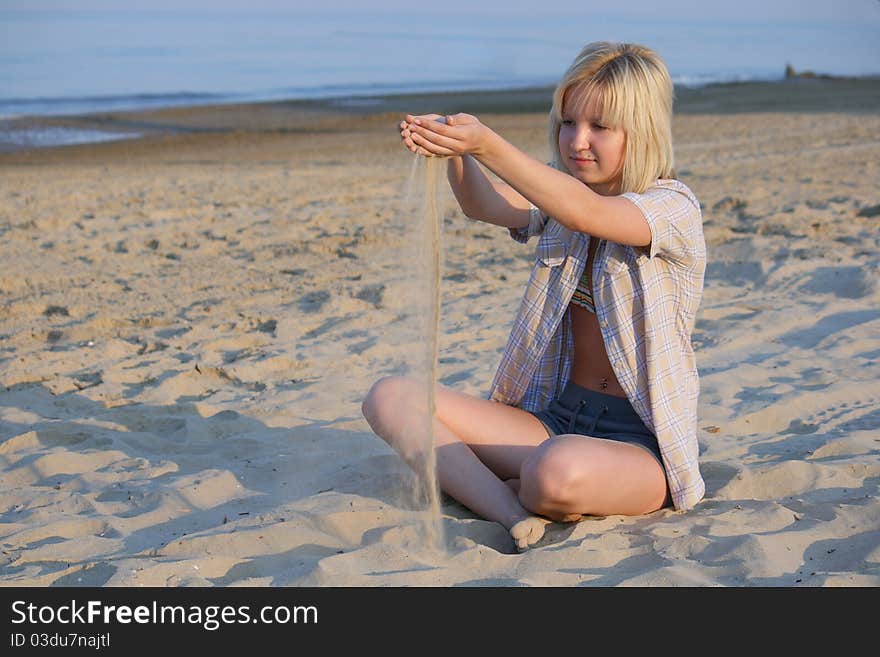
[399, 112, 488, 158]
[399, 113, 445, 156]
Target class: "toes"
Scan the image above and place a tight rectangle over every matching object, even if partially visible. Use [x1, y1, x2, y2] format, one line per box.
[509, 517, 551, 552]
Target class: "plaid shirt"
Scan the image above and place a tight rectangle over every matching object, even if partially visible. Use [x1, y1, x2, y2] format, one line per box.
[487, 179, 706, 511]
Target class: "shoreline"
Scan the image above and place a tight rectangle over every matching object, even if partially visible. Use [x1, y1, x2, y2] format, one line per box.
[2, 75, 879, 156]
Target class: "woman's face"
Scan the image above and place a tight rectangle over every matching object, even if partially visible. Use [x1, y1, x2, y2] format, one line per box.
[557, 85, 626, 195]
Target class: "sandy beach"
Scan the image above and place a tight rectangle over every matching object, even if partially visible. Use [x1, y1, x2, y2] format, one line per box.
[1, 77, 879, 587]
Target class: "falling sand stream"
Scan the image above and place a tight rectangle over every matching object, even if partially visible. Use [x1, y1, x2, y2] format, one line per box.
[400, 153, 445, 551]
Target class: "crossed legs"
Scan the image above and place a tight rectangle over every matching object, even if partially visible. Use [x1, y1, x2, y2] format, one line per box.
[361, 376, 668, 550]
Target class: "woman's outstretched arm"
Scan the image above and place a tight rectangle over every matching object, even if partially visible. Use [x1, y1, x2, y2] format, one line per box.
[401, 114, 530, 230]
[406, 113, 652, 247]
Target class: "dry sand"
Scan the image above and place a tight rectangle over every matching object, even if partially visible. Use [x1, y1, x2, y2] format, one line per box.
[1, 78, 879, 586]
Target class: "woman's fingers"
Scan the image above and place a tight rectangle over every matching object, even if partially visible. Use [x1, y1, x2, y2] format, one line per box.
[412, 117, 451, 135]
[410, 124, 455, 150]
[400, 120, 423, 153]
[398, 113, 458, 157]
[405, 113, 444, 126]
[411, 131, 456, 156]
[409, 121, 460, 152]
[411, 134, 458, 157]
[400, 126, 449, 156]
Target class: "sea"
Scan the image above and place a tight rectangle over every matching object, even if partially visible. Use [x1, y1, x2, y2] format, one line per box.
[2, 2, 879, 148]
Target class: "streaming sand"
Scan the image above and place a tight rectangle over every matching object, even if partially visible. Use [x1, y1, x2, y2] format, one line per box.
[1, 79, 878, 586]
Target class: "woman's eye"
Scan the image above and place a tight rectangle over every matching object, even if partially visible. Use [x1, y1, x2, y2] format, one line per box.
[561, 119, 574, 126]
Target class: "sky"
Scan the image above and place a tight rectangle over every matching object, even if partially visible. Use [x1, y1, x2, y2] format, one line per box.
[4, 0, 880, 21]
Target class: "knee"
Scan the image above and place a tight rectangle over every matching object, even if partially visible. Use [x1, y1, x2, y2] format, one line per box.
[361, 375, 411, 433]
[518, 442, 584, 517]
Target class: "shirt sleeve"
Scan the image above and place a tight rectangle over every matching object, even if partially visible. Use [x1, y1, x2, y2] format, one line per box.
[622, 183, 703, 266]
[508, 204, 549, 243]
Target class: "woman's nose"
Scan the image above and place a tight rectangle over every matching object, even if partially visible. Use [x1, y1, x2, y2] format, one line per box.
[571, 126, 591, 150]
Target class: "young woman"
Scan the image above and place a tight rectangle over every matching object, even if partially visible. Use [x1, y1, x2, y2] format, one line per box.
[362, 42, 706, 551]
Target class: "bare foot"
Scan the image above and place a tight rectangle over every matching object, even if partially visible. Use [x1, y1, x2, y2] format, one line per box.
[509, 516, 552, 552]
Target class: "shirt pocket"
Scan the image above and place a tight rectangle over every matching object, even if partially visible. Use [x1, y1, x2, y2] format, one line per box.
[603, 249, 646, 278]
[535, 235, 567, 268]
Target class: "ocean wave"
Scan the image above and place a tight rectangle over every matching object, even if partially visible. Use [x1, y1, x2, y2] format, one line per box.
[0, 125, 141, 149]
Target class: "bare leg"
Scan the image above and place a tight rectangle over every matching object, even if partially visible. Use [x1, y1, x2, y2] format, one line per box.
[362, 376, 556, 549]
[433, 430, 539, 538]
[362, 377, 668, 548]
[506, 478, 583, 523]
[517, 434, 669, 518]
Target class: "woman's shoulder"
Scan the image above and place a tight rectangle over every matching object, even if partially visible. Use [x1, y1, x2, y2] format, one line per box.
[639, 178, 701, 210]
[621, 178, 702, 226]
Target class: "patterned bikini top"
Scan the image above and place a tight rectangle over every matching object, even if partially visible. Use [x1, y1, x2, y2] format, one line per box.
[570, 266, 595, 313]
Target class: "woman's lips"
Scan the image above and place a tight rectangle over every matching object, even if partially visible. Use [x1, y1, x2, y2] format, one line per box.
[570, 156, 596, 167]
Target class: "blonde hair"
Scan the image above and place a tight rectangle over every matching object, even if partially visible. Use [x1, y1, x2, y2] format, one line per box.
[549, 42, 675, 194]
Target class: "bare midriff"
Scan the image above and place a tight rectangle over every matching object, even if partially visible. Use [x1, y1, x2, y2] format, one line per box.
[568, 239, 627, 398]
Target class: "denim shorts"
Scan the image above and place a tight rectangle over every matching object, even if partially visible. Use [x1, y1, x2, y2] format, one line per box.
[529, 381, 664, 467]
